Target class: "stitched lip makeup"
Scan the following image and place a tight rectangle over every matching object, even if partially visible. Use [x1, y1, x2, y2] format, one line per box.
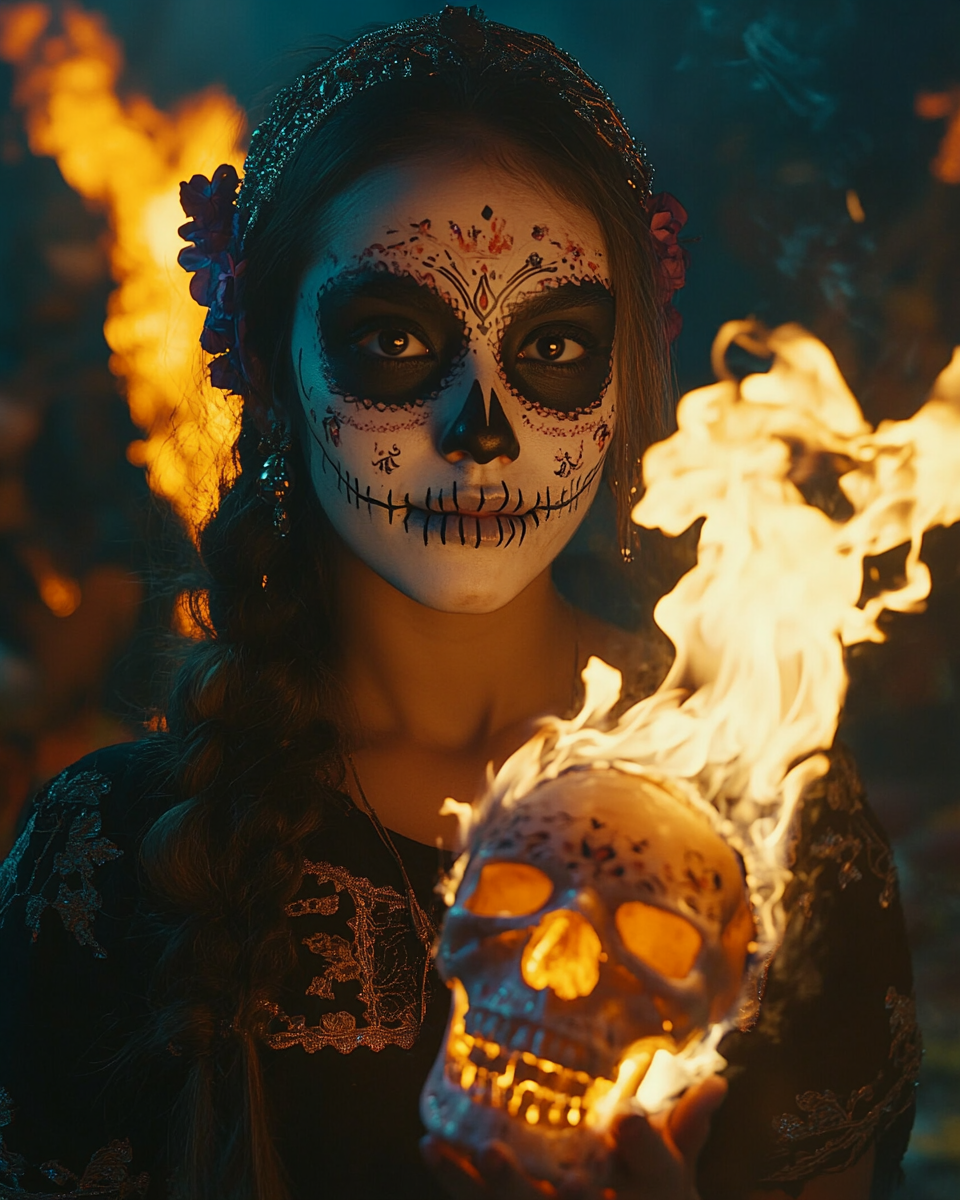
[308, 426, 603, 542]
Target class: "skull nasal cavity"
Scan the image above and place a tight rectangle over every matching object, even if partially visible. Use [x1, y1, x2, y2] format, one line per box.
[441, 380, 520, 464]
[521, 909, 602, 1001]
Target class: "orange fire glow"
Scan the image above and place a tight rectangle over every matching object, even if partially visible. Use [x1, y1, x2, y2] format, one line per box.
[916, 87, 960, 184]
[440, 323, 960, 1129]
[0, 3, 247, 535]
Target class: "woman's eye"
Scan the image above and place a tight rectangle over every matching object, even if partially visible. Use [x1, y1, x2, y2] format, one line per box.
[519, 334, 587, 363]
[355, 328, 433, 359]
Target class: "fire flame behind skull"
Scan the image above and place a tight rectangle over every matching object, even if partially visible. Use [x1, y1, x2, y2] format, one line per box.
[424, 323, 960, 1179]
[421, 769, 755, 1180]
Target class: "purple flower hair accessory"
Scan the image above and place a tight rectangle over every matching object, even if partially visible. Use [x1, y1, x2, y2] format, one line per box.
[178, 164, 246, 394]
[647, 191, 691, 344]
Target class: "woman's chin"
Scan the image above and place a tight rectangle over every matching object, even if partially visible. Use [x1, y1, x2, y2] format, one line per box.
[328, 504, 587, 615]
[355, 541, 555, 614]
[381, 556, 538, 615]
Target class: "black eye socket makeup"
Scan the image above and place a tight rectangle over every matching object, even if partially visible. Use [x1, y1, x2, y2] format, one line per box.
[316, 269, 467, 407]
[500, 281, 615, 415]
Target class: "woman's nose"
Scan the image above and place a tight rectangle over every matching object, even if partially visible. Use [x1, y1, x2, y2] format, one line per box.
[440, 379, 520, 465]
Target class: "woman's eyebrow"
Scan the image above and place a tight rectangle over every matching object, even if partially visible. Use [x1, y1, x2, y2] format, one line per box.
[507, 281, 614, 323]
[321, 268, 451, 315]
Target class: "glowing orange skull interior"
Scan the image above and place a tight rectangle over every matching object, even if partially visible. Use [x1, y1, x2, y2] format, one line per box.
[421, 769, 754, 1181]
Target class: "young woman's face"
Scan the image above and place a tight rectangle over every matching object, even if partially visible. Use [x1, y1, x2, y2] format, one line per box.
[291, 158, 616, 613]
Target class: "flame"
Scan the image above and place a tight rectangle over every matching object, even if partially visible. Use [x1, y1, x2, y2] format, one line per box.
[0, 3, 247, 535]
[444, 322, 960, 1119]
[916, 87, 960, 184]
[845, 188, 866, 223]
[37, 571, 82, 617]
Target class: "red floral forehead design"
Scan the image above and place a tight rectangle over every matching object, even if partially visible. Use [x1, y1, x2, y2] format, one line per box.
[178, 6, 690, 394]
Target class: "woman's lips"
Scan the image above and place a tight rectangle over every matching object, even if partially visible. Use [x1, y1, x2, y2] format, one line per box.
[421, 485, 532, 517]
[408, 504, 538, 547]
[420, 507, 527, 520]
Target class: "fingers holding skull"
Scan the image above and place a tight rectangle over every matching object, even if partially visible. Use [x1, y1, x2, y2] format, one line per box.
[607, 1075, 728, 1200]
[422, 1135, 556, 1199]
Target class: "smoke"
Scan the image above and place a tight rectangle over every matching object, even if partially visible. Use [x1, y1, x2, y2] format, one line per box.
[740, 18, 836, 127]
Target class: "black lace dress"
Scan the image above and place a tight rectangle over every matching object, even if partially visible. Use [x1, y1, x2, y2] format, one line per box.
[0, 741, 919, 1200]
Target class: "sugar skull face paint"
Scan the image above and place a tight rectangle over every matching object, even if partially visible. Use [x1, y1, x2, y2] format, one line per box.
[291, 160, 616, 612]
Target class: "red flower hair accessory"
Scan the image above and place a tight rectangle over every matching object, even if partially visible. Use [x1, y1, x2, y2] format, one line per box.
[647, 191, 690, 344]
[177, 164, 246, 394]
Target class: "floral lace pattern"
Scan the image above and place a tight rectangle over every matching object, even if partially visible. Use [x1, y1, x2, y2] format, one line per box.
[263, 860, 427, 1054]
[803, 750, 898, 908]
[765, 987, 922, 1182]
[0, 1088, 148, 1199]
[0, 770, 120, 958]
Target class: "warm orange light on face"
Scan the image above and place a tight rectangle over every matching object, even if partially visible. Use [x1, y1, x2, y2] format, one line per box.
[0, 3, 247, 538]
[615, 901, 702, 979]
[520, 909, 602, 1000]
[465, 861, 554, 917]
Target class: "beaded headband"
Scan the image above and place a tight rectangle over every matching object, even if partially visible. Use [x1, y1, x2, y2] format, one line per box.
[178, 6, 689, 394]
[239, 5, 653, 241]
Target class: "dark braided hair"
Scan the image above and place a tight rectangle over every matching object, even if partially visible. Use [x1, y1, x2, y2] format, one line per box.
[138, 62, 673, 1199]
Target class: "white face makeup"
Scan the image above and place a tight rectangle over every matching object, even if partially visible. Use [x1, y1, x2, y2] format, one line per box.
[291, 159, 616, 613]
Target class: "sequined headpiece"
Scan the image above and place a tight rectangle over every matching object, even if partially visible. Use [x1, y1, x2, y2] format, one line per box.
[178, 6, 688, 394]
[239, 4, 653, 241]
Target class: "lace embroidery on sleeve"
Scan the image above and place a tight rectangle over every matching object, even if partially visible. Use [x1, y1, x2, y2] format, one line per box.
[0, 770, 121, 958]
[262, 859, 427, 1054]
[763, 986, 922, 1183]
[0, 1088, 148, 1199]
[805, 749, 898, 908]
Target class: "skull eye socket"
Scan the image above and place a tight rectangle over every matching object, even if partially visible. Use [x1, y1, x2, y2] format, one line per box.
[615, 901, 703, 979]
[464, 862, 554, 917]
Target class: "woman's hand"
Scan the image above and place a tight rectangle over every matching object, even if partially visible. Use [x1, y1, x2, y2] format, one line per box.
[421, 1075, 728, 1200]
[601, 1075, 728, 1200]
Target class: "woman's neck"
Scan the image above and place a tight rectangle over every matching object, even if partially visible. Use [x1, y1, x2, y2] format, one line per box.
[335, 547, 579, 756]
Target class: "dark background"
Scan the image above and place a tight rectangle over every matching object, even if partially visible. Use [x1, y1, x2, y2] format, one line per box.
[0, 2, 958, 1195]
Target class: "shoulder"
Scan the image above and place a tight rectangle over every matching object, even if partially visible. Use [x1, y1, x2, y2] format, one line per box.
[0, 739, 172, 960]
[785, 744, 904, 934]
[573, 609, 674, 704]
[764, 746, 918, 1177]
[701, 745, 919, 1196]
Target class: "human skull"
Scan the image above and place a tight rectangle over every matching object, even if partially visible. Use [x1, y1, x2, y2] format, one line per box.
[421, 769, 754, 1182]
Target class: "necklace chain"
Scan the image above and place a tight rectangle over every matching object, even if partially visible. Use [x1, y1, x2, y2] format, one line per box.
[346, 754, 437, 1026]
[344, 629, 580, 1027]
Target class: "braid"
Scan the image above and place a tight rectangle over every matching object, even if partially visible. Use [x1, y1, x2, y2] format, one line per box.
[139, 418, 345, 1199]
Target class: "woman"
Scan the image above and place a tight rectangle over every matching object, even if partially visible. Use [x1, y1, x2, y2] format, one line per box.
[0, 8, 917, 1200]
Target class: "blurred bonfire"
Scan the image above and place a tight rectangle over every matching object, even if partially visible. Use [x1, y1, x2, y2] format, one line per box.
[0, 2, 246, 534]
[0, 2, 246, 851]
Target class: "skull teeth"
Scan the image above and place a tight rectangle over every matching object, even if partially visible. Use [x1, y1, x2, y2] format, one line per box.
[446, 1021, 615, 1129]
[465, 1009, 601, 1076]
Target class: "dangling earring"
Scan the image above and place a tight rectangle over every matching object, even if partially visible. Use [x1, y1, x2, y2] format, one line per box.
[258, 422, 294, 537]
